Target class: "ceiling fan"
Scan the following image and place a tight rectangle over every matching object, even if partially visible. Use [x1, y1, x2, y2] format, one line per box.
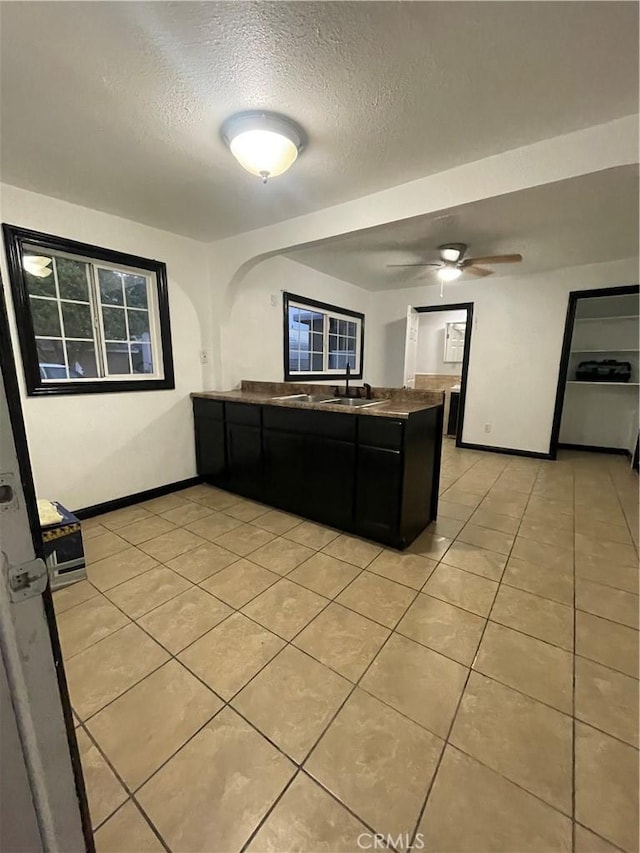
[387, 242, 523, 281]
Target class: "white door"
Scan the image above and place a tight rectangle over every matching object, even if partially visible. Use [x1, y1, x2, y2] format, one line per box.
[403, 306, 420, 388]
[0, 313, 87, 850]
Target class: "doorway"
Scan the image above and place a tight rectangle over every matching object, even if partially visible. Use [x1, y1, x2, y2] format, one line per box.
[403, 302, 474, 447]
[550, 284, 640, 458]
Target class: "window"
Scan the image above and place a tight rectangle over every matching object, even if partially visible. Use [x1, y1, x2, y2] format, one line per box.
[283, 292, 364, 381]
[3, 225, 174, 396]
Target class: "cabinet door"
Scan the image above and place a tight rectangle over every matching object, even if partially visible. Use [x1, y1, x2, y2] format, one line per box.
[306, 437, 356, 529]
[355, 446, 403, 544]
[263, 430, 306, 512]
[226, 423, 262, 499]
[194, 418, 226, 482]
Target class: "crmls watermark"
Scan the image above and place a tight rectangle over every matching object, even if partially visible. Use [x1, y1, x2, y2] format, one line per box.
[357, 833, 425, 850]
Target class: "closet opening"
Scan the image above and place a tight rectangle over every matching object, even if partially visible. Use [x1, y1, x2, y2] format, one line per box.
[550, 284, 640, 460]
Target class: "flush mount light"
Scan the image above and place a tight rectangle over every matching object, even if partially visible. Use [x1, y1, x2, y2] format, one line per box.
[221, 111, 305, 183]
[438, 264, 463, 282]
[22, 255, 52, 278]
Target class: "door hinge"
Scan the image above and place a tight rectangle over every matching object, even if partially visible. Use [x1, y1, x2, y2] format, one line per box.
[7, 558, 48, 602]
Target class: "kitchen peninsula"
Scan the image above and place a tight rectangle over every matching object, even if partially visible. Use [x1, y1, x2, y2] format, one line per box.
[192, 381, 444, 549]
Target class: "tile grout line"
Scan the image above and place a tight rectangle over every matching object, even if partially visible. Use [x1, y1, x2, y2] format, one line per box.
[76, 722, 173, 852]
[72, 532, 397, 847]
[63, 464, 637, 850]
[408, 457, 549, 849]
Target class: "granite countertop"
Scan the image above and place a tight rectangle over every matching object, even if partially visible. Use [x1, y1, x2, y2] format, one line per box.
[192, 380, 444, 420]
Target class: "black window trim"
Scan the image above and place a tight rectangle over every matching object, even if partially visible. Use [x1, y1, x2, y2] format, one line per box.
[283, 291, 365, 382]
[2, 223, 175, 397]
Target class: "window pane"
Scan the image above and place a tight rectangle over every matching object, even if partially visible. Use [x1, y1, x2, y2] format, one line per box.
[311, 353, 323, 371]
[24, 258, 56, 298]
[311, 314, 324, 333]
[61, 301, 93, 338]
[66, 341, 98, 378]
[99, 269, 124, 305]
[30, 297, 61, 337]
[36, 339, 67, 378]
[311, 333, 323, 352]
[127, 309, 150, 339]
[105, 342, 131, 375]
[329, 317, 338, 334]
[288, 305, 313, 372]
[56, 258, 90, 302]
[131, 336, 153, 374]
[102, 306, 127, 340]
[338, 319, 347, 335]
[124, 274, 148, 309]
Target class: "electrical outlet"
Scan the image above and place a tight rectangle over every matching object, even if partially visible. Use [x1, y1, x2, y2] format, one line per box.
[484, 423, 492, 434]
[199, 350, 209, 364]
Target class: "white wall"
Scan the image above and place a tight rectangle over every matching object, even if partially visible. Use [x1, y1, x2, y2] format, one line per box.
[0, 184, 209, 509]
[366, 257, 639, 454]
[221, 256, 372, 388]
[207, 117, 638, 387]
[416, 309, 467, 376]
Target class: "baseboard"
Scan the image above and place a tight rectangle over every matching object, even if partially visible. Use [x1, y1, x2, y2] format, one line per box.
[456, 440, 553, 460]
[557, 443, 631, 456]
[74, 476, 202, 519]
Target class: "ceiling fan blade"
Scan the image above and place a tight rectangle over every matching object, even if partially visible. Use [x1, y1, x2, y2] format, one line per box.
[386, 263, 440, 268]
[465, 265, 492, 277]
[463, 254, 522, 265]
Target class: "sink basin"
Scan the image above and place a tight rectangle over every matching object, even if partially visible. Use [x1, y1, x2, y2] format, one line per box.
[322, 398, 384, 408]
[271, 393, 340, 403]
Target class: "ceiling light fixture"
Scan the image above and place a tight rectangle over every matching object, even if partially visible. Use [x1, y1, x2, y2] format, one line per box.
[437, 265, 463, 282]
[23, 255, 53, 278]
[221, 111, 305, 183]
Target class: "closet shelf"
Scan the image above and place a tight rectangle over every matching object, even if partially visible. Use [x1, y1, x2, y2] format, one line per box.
[566, 381, 640, 387]
[574, 315, 640, 323]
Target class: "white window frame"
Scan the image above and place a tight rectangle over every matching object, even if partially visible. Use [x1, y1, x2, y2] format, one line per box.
[285, 294, 364, 380]
[27, 247, 164, 383]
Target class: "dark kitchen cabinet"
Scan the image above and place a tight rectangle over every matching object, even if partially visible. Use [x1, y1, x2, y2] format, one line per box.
[263, 429, 307, 509]
[226, 422, 262, 498]
[192, 397, 443, 548]
[355, 445, 402, 542]
[193, 398, 226, 481]
[225, 402, 263, 499]
[305, 436, 355, 529]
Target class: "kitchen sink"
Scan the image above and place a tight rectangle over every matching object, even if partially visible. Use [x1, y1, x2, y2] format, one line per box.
[271, 393, 340, 403]
[321, 398, 384, 408]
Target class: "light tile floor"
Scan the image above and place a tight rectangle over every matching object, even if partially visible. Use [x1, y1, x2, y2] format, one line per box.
[54, 441, 640, 853]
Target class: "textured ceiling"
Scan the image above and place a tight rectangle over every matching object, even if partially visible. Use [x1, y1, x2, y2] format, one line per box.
[285, 166, 640, 291]
[0, 2, 638, 241]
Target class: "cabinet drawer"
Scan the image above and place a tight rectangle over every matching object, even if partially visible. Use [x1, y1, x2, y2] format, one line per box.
[358, 417, 404, 450]
[192, 398, 224, 421]
[263, 406, 355, 441]
[226, 402, 261, 426]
